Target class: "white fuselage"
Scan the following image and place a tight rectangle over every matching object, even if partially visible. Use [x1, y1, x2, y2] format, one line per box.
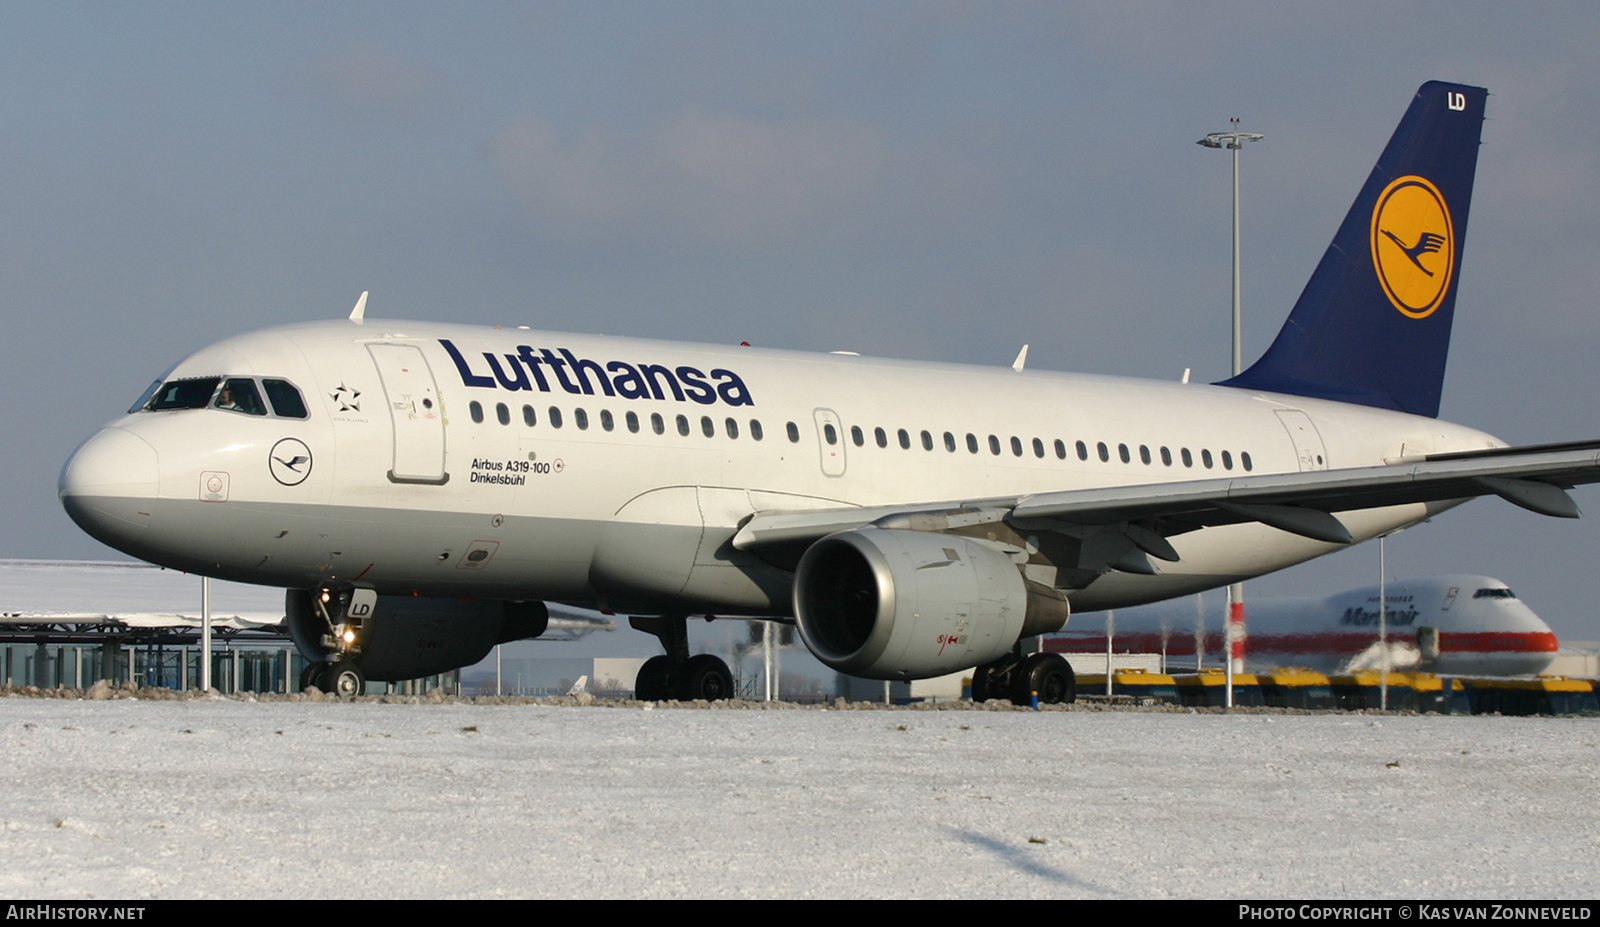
[60, 319, 1506, 618]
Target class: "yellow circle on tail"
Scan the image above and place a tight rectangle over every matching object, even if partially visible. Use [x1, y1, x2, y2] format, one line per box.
[1370, 175, 1454, 319]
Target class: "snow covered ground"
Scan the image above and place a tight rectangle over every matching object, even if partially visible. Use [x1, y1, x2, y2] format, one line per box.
[1, 695, 1596, 899]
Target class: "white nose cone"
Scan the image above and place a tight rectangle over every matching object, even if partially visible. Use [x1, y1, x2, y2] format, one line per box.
[60, 427, 160, 551]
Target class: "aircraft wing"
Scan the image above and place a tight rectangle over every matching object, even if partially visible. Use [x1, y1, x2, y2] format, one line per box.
[731, 440, 1600, 560]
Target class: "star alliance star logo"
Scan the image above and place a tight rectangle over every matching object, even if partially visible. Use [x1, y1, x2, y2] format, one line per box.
[330, 383, 361, 412]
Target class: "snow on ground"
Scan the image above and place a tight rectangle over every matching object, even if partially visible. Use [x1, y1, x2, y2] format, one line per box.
[1, 696, 1596, 900]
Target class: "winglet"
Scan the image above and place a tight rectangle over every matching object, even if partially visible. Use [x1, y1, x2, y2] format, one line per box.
[349, 291, 369, 324]
[1012, 344, 1029, 372]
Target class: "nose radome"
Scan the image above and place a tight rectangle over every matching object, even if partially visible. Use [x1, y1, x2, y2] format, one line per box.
[60, 427, 160, 550]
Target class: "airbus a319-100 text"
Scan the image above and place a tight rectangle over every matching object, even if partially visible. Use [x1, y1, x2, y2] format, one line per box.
[60, 82, 1600, 702]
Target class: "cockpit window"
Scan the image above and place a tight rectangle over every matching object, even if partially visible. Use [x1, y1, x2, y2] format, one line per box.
[262, 379, 308, 419]
[129, 380, 163, 414]
[1473, 588, 1517, 600]
[214, 378, 268, 416]
[145, 377, 221, 411]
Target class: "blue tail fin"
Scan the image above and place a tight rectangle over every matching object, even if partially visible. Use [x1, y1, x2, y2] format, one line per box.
[1220, 81, 1487, 418]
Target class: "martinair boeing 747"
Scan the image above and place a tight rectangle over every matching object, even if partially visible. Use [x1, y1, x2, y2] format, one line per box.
[60, 82, 1600, 702]
[1046, 576, 1560, 677]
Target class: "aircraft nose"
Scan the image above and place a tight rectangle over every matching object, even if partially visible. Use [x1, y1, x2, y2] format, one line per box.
[59, 427, 160, 551]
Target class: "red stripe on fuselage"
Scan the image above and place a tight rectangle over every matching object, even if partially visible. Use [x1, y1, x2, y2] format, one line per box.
[1044, 630, 1558, 655]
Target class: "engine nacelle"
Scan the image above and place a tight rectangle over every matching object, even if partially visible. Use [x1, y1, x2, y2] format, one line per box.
[286, 591, 548, 682]
[793, 527, 1068, 680]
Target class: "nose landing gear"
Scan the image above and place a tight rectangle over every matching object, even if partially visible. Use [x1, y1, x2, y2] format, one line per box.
[299, 660, 367, 697]
[298, 585, 376, 697]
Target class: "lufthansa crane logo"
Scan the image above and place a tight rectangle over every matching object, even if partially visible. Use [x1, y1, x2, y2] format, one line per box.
[269, 438, 313, 486]
[1371, 175, 1454, 319]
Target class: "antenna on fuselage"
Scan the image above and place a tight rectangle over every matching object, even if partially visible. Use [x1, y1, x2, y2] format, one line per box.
[349, 291, 369, 324]
[1012, 344, 1029, 372]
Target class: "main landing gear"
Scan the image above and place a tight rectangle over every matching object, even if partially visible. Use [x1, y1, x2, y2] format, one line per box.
[629, 615, 735, 701]
[971, 650, 1076, 705]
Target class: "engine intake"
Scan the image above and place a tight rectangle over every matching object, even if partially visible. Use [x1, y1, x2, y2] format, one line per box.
[793, 528, 1068, 680]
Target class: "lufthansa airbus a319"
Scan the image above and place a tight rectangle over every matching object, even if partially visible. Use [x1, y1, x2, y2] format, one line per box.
[60, 82, 1600, 702]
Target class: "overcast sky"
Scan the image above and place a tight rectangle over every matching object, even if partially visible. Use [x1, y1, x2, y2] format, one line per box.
[7, 2, 1600, 640]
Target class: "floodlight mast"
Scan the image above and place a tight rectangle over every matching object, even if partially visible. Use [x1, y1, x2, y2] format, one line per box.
[1197, 119, 1266, 377]
[1198, 119, 1264, 706]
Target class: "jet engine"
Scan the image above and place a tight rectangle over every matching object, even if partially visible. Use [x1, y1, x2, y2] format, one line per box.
[793, 527, 1069, 680]
[285, 590, 548, 682]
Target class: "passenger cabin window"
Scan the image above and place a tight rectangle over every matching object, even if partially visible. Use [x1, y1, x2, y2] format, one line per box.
[575, 408, 589, 430]
[469, 401, 484, 424]
[496, 402, 510, 426]
[262, 380, 308, 419]
[626, 411, 640, 433]
[701, 415, 714, 437]
[750, 420, 764, 441]
[725, 417, 739, 439]
[548, 407, 563, 428]
[651, 413, 665, 435]
[787, 422, 800, 443]
[677, 414, 690, 436]
[899, 428, 911, 450]
[601, 410, 615, 432]
[523, 405, 536, 427]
